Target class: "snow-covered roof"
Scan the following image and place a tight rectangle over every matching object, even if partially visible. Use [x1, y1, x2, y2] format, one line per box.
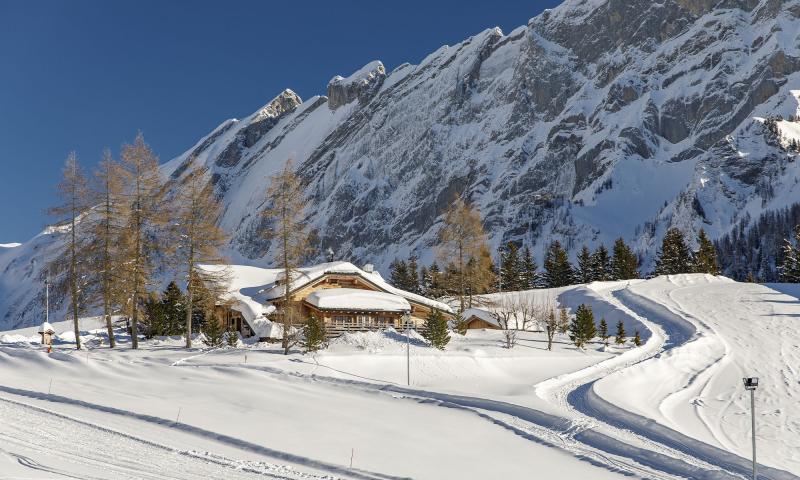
[198, 265, 281, 339]
[38, 321, 55, 334]
[263, 261, 453, 314]
[305, 288, 411, 312]
[462, 308, 499, 327]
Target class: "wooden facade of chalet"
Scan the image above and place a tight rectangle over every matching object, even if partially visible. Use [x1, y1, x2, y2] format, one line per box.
[271, 272, 451, 337]
[212, 305, 252, 337]
[464, 316, 499, 330]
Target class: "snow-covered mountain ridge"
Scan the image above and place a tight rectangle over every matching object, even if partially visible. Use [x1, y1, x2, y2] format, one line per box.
[4, 0, 800, 328]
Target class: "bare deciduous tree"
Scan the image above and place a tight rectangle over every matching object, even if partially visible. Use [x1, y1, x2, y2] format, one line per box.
[437, 195, 491, 319]
[118, 133, 167, 349]
[263, 159, 310, 354]
[87, 150, 127, 348]
[47, 152, 92, 350]
[173, 165, 231, 348]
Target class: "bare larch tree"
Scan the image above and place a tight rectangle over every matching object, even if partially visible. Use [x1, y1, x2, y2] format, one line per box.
[262, 159, 310, 355]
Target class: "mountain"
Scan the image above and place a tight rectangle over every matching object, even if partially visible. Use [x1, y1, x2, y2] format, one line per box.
[4, 0, 800, 328]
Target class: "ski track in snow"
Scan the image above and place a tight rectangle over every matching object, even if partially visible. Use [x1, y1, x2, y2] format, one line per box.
[0, 390, 402, 480]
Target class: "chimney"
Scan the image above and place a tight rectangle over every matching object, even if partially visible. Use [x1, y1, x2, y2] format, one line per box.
[363, 264, 374, 273]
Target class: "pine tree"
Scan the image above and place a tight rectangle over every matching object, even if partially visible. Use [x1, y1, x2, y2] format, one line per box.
[654, 228, 694, 276]
[779, 225, 800, 282]
[47, 152, 93, 350]
[225, 324, 239, 347]
[202, 317, 224, 348]
[427, 262, 444, 298]
[118, 133, 168, 349]
[599, 318, 609, 347]
[615, 320, 627, 345]
[418, 265, 429, 296]
[592, 245, 612, 281]
[694, 229, 719, 275]
[612, 238, 640, 280]
[543, 241, 575, 288]
[161, 281, 186, 335]
[423, 309, 450, 350]
[174, 165, 231, 349]
[557, 307, 570, 334]
[263, 159, 311, 354]
[633, 330, 642, 347]
[577, 246, 594, 283]
[390, 259, 409, 289]
[143, 292, 167, 338]
[545, 309, 558, 351]
[520, 246, 539, 289]
[569, 304, 596, 348]
[437, 195, 491, 315]
[500, 242, 521, 291]
[407, 256, 420, 294]
[303, 314, 327, 352]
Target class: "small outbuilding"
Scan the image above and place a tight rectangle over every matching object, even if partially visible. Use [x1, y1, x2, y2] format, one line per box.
[38, 321, 55, 346]
[461, 308, 500, 330]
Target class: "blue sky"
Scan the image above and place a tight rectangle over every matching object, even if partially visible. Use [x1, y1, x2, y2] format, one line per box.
[0, 0, 560, 243]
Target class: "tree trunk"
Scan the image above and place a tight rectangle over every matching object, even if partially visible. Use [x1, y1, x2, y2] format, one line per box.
[70, 213, 82, 351]
[185, 265, 194, 349]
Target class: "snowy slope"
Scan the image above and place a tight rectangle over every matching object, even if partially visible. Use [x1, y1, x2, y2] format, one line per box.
[593, 275, 800, 475]
[6, 0, 800, 329]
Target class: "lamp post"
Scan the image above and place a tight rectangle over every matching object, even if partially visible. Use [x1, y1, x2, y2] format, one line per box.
[404, 310, 411, 386]
[743, 377, 759, 480]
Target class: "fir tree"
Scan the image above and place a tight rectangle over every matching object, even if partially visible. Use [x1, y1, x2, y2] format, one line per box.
[543, 241, 575, 288]
[418, 265, 429, 296]
[407, 256, 420, 294]
[303, 314, 327, 352]
[499, 242, 521, 291]
[225, 324, 239, 347]
[423, 309, 450, 350]
[592, 245, 612, 281]
[612, 238, 640, 280]
[577, 246, 594, 283]
[615, 320, 627, 345]
[779, 225, 800, 282]
[144, 292, 167, 338]
[569, 304, 596, 349]
[202, 317, 224, 348]
[390, 259, 409, 289]
[599, 318, 609, 347]
[694, 229, 719, 275]
[520, 246, 539, 289]
[633, 330, 642, 347]
[161, 281, 186, 336]
[428, 262, 444, 298]
[655, 228, 694, 275]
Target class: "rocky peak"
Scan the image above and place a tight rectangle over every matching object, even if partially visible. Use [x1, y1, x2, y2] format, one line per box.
[327, 60, 386, 109]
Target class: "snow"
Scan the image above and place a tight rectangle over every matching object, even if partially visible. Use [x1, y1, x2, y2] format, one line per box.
[462, 307, 498, 327]
[592, 275, 800, 475]
[37, 321, 54, 333]
[2, 276, 800, 479]
[328, 60, 384, 87]
[0, 243, 21, 248]
[305, 288, 410, 312]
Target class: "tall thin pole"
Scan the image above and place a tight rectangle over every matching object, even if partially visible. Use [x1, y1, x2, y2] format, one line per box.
[751, 388, 757, 480]
[405, 311, 410, 386]
[45, 272, 50, 324]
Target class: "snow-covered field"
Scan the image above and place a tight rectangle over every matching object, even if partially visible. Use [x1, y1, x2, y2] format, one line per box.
[1, 275, 799, 479]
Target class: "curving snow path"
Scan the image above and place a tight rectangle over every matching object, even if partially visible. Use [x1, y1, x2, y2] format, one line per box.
[592, 275, 800, 476]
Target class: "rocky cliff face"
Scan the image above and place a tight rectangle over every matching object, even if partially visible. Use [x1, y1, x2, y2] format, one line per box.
[4, 0, 800, 328]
